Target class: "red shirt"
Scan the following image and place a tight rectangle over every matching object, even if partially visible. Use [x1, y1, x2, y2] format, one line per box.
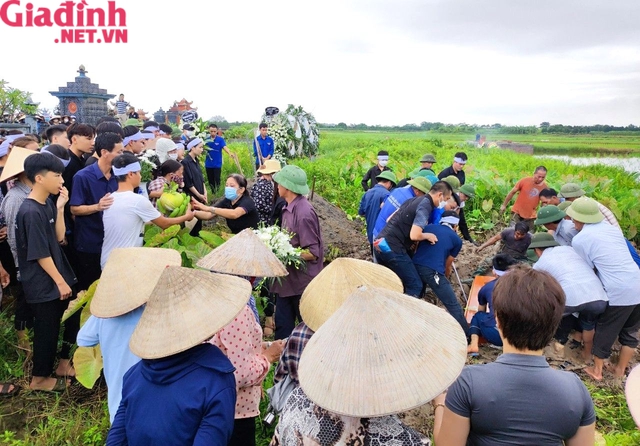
[511, 177, 547, 219]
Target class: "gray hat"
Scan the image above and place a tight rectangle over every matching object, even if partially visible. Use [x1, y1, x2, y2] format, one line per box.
[534, 205, 566, 225]
[420, 154, 437, 163]
[559, 183, 585, 198]
[529, 232, 560, 249]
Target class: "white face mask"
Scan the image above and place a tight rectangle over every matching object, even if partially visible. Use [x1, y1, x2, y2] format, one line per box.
[438, 200, 447, 209]
[459, 201, 466, 209]
[379, 160, 388, 167]
[186, 131, 194, 137]
[167, 153, 178, 160]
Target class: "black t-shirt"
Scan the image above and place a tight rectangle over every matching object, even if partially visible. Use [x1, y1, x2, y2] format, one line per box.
[379, 195, 435, 254]
[181, 156, 205, 202]
[16, 198, 77, 304]
[214, 194, 260, 234]
[437, 165, 466, 185]
[63, 150, 85, 233]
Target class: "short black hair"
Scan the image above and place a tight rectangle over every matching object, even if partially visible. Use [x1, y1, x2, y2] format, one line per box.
[431, 180, 453, 195]
[43, 144, 70, 161]
[122, 125, 140, 138]
[45, 125, 68, 142]
[514, 222, 529, 234]
[96, 116, 120, 125]
[67, 123, 95, 141]
[25, 152, 64, 182]
[112, 152, 140, 182]
[209, 123, 218, 129]
[96, 121, 125, 137]
[454, 152, 468, 161]
[159, 124, 172, 135]
[539, 188, 557, 199]
[493, 253, 518, 272]
[142, 121, 159, 129]
[534, 166, 547, 174]
[377, 150, 389, 156]
[95, 132, 123, 157]
[259, 123, 268, 129]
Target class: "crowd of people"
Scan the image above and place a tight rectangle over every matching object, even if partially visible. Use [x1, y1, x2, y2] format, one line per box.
[0, 120, 639, 445]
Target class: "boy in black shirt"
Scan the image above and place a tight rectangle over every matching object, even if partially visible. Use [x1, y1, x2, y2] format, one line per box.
[17, 153, 78, 392]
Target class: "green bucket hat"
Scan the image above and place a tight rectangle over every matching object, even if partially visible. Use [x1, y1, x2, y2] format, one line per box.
[124, 118, 142, 127]
[565, 196, 604, 224]
[557, 201, 572, 211]
[407, 176, 431, 194]
[559, 183, 585, 198]
[273, 165, 310, 195]
[529, 232, 560, 249]
[420, 154, 437, 163]
[376, 170, 397, 186]
[458, 184, 475, 198]
[442, 175, 460, 193]
[534, 205, 566, 225]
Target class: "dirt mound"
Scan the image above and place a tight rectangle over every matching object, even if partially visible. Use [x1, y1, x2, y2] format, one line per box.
[308, 193, 371, 262]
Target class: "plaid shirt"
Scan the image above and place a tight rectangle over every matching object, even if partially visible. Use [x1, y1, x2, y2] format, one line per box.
[597, 202, 619, 229]
[273, 322, 314, 384]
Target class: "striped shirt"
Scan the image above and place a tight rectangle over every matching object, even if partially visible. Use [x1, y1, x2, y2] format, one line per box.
[597, 202, 619, 228]
[114, 100, 129, 114]
[1, 180, 30, 267]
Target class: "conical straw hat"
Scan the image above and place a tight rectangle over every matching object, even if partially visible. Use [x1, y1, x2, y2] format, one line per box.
[298, 286, 467, 417]
[90, 248, 182, 318]
[626, 365, 640, 427]
[129, 266, 251, 359]
[0, 146, 37, 182]
[300, 258, 403, 331]
[196, 228, 288, 277]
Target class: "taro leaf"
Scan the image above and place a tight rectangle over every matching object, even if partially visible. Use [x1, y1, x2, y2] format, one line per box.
[73, 346, 103, 389]
[146, 225, 180, 247]
[181, 251, 193, 268]
[161, 238, 184, 252]
[481, 198, 493, 213]
[629, 225, 637, 240]
[61, 279, 99, 323]
[143, 225, 161, 244]
[80, 298, 93, 326]
[184, 242, 213, 266]
[199, 231, 225, 248]
[179, 233, 202, 249]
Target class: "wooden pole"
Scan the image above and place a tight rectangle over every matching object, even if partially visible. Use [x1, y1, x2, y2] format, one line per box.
[310, 175, 316, 200]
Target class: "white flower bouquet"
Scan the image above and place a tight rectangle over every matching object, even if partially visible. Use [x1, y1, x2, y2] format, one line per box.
[139, 149, 159, 182]
[254, 225, 304, 269]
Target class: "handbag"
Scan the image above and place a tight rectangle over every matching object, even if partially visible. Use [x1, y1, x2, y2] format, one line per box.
[266, 374, 296, 414]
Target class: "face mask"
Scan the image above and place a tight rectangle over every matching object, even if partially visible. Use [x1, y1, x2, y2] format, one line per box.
[186, 131, 194, 137]
[379, 160, 388, 167]
[167, 153, 178, 160]
[459, 201, 466, 209]
[224, 186, 238, 201]
[438, 200, 447, 209]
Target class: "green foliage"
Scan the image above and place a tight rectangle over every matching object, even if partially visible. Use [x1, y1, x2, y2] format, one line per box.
[0, 79, 37, 119]
[224, 123, 256, 140]
[73, 346, 103, 389]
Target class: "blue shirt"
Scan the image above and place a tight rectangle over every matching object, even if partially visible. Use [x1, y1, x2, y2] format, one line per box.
[77, 307, 144, 422]
[358, 184, 391, 243]
[372, 185, 415, 240]
[253, 135, 274, 165]
[477, 279, 497, 328]
[204, 136, 227, 168]
[107, 343, 236, 446]
[412, 224, 462, 273]
[69, 163, 118, 253]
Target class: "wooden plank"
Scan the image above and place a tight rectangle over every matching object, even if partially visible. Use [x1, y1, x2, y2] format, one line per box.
[465, 276, 495, 324]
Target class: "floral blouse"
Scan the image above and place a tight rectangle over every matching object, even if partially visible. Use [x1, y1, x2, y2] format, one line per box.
[210, 305, 270, 419]
[251, 177, 276, 225]
[271, 387, 430, 446]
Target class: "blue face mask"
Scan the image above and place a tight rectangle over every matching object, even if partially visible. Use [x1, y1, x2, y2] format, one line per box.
[225, 186, 238, 201]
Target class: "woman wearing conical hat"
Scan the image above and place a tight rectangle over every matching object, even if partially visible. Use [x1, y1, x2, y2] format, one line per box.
[106, 267, 251, 446]
[271, 285, 467, 445]
[197, 229, 288, 446]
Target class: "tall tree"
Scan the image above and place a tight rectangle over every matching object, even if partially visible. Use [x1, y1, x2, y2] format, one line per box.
[0, 80, 37, 119]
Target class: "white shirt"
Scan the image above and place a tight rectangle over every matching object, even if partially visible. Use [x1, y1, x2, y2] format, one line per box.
[571, 221, 640, 306]
[554, 219, 578, 246]
[533, 246, 608, 307]
[101, 191, 161, 269]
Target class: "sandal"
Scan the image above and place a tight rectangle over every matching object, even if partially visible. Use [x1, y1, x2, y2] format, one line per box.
[0, 382, 20, 398]
[32, 377, 69, 393]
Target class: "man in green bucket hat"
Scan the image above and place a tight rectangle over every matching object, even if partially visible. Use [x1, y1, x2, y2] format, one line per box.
[534, 205, 578, 246]
[530, 232, 608, 362]
[445, 183, 476, 244]
[567, 197, 640, 381]
[560, 182, 619, 228]
[271, 165, 324, 340]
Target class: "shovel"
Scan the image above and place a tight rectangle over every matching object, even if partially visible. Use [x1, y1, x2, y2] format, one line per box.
[452, 261, 468, 304]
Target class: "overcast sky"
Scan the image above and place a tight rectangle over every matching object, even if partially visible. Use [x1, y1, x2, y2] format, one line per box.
[2, 0, 639, 126]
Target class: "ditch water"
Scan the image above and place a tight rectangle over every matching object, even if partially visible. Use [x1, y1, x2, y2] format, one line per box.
[533, 155, 640, 175]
